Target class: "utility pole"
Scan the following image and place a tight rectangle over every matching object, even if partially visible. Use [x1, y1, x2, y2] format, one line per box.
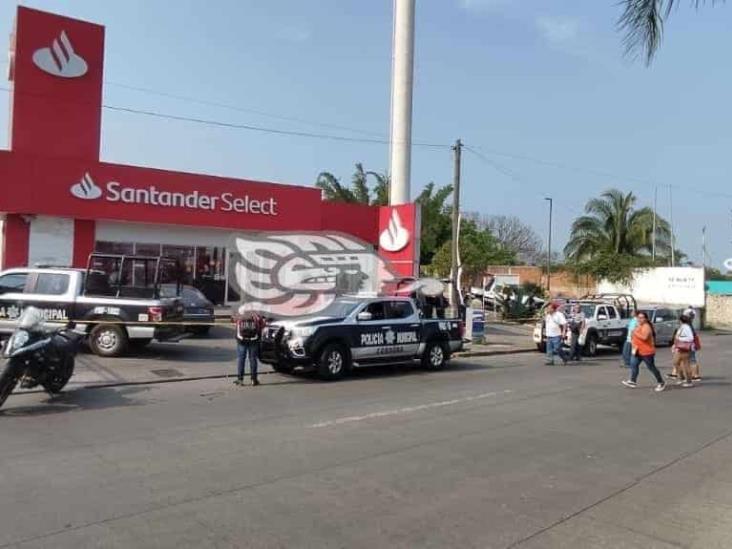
[545, 197, 553, 295]
[652, 185, 657, 262]
[388, 0, 415, 205]
[702, 226, 708, 269]
[450, 139, 462, 313]
[669, 185, 676, 267]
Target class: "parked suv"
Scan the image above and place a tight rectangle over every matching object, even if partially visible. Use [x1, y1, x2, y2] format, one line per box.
[639, 306, 681, 346]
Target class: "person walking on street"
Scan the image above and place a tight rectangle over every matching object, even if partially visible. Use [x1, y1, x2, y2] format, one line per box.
[544, 303, 568, 366]
[622, 312, 665, 392]
[234, 309, 265, 386]
[622, 314, 638, 368]
[568, 304, 586, 362]
[672, 314, 695, 388]
[683, 306, 702, 380]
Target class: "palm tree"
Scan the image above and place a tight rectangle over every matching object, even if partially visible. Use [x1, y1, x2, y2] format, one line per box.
[315, 164, 390, 206]
[620, 0, 723, 64]
[564, 189, 672, 261]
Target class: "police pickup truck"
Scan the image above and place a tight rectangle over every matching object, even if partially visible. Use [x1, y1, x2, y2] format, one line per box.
[259, 296, 464, 380]
[532, 294, 637, 356]
[0, 254, 184, 357]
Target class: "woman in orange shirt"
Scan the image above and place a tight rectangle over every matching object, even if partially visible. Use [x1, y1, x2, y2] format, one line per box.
[622, 312, 666, 392]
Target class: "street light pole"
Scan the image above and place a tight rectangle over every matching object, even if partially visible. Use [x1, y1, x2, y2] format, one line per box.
[652, 185, 657, 262]
[545, 197, 553, 296]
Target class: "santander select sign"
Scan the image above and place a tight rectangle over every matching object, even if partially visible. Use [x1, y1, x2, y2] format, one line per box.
[70, 172, 279, 216]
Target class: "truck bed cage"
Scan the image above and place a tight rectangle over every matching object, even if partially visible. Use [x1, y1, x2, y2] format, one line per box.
[579, 293, 637, 319]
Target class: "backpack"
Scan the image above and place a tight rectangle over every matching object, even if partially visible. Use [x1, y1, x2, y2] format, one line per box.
[237, 313, 260, 341]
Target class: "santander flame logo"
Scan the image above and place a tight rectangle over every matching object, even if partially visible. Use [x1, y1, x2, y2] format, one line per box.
[379, 209, 410, 252]
[70, 172, 103, 200]
[32, 30, 88, 78]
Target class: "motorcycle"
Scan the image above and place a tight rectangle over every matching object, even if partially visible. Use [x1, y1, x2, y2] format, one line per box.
[0, 307, 83, 409]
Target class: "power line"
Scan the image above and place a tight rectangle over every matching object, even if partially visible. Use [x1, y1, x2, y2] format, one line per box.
[0, 85, 450, 149]
[105, 80, 389, 139]
[463, 145, 586, 217]
[101, 103, 450, 148]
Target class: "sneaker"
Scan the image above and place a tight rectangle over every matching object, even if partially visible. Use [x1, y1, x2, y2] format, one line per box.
[675, 380, 685, 386]
[682, 382, 694, 388]
[692, 376, 702, 381]
[545, 362, 555, 366]
[252, 379, 260, 387]
[667, 373, 678, 379]
[654, 383, 666, 393]
[233, 378, 243, 386]
[622, 380, 637, 388]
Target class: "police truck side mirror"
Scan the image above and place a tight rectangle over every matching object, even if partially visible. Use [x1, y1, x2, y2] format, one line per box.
[357, 311, 373, 322]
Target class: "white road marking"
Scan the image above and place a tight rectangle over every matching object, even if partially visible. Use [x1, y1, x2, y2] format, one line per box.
[309, 389, 513, 428]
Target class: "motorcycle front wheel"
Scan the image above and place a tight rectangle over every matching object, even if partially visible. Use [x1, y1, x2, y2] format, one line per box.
[42, 356, 75, 395]
[0, 360, 23, 409]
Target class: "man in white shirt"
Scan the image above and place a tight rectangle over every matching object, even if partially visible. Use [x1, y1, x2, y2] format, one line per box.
[544, 302, 568, 365]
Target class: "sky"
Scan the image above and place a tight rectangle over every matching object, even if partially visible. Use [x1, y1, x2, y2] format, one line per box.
[1, 0, 731, 268]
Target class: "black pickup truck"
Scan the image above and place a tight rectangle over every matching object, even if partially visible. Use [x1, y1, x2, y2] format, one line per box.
[259, 296, 464, 380]
[0, 254, 184, 356]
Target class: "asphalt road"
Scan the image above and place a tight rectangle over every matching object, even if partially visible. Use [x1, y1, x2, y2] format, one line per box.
[1, 334, 731, 548]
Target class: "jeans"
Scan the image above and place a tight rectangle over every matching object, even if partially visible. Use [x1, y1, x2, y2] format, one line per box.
[629, 354, 663, 384]
[569, 331, 582, 360]
[622, 341, 633, 367]
[546, 336, 567, 364]
[237, 341, 259, 381]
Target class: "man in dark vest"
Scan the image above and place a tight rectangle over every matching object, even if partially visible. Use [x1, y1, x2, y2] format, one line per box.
[234, 310, 265, 386]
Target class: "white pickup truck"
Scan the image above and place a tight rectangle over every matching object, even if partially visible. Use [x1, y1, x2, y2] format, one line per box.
[533, 294, 636, 356]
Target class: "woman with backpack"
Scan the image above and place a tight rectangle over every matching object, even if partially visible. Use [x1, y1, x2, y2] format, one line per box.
[672, 314, 696, 388]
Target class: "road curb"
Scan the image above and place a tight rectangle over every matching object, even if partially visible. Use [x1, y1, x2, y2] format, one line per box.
[15, 349, 536, 395]
[455, 348, 536, 358]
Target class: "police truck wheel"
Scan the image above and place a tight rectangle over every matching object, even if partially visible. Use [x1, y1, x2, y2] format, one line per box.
[423, 341, 448, 371]
[317, 344, 348, 381]
[584, 334, 598, 357]
[89, 324, 128, 357]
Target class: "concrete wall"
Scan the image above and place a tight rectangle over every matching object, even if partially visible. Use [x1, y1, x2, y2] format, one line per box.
[705, 294, 732, 329]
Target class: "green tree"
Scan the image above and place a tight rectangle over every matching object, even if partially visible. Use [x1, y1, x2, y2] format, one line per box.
[315, 164, 389, 206]
[415, 182, 453, 265]
[430, 219, 516, 281]
[564, 189, 672, 262]
[619, 0, 723, 64]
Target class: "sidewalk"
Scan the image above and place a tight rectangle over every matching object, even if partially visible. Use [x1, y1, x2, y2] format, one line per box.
[457, 321, 536, 357]
[20, 322, 537, 392]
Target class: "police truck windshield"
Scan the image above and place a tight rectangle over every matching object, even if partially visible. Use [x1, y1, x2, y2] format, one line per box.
[317, 299, 361, 318]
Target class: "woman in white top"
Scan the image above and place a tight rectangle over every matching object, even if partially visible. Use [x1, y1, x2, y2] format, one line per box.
[672, 315, 695, 388]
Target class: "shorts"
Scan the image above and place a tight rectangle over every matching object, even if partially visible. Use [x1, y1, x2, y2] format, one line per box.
[673, 351, 691, 370]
